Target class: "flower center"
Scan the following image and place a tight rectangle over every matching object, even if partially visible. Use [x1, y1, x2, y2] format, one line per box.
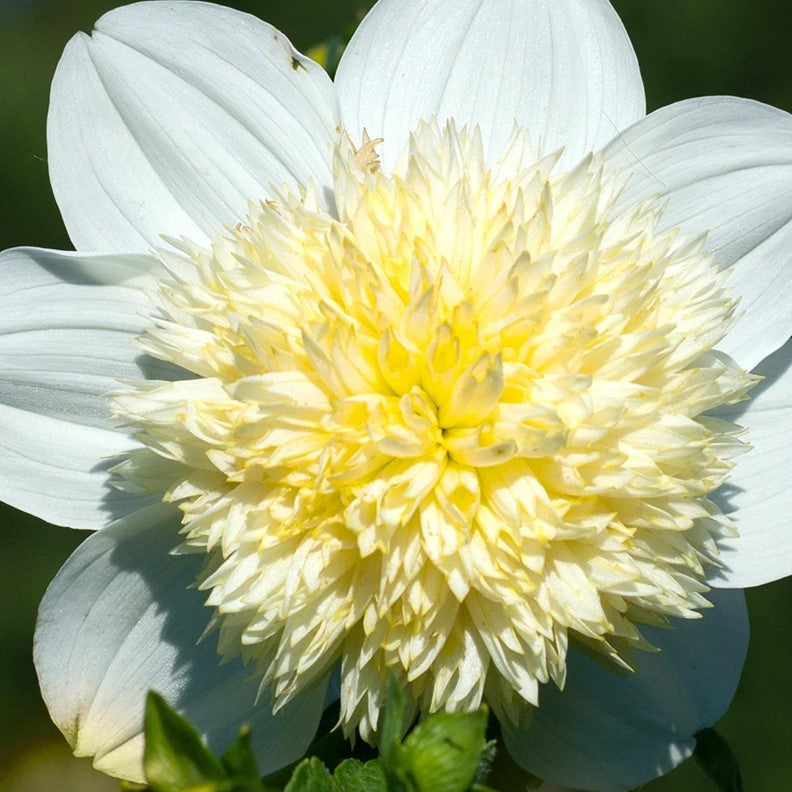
[114, 121, 755, 737]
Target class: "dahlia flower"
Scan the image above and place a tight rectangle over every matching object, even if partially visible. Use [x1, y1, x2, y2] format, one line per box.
[2, 1, 790, 790]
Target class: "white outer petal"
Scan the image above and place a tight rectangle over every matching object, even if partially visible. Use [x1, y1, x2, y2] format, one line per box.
[0, 247, 170, 529]
[335, 0, 645, 170]
[34, 505, 329, 783]
[710, 338, 792, 587]
[49, 0, 340, 253]
[603, 96, 792, 372]
[503, 589, 748, 792]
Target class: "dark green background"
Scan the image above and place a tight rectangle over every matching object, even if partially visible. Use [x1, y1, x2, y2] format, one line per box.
[1, 1, 790, 790]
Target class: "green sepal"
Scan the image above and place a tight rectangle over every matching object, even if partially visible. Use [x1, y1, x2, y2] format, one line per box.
[694, 728, 744, 792]
[143, 691, 227, 792]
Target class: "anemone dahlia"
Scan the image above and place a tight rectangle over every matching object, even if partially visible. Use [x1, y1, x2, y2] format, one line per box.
[2, 2, 790, 791]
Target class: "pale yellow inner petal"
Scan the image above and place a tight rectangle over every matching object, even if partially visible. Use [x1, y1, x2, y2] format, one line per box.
[113, 121, 755, 739]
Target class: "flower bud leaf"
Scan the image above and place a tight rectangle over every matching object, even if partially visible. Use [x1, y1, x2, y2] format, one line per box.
[221, 725, 263, 786]
[332, 759, 388, 792]
[143, 691, 227, 792]
[283, 757, 334, 792]
[400, 707, 488, 792]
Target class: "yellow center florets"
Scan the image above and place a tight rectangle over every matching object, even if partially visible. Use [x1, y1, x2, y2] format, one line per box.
[114, 121, 755, 738]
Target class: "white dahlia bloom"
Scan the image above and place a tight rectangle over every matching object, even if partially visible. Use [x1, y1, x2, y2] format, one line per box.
[2, 1, 790, 790]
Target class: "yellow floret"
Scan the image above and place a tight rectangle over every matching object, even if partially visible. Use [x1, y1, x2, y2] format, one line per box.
[113, 121, 756, 739]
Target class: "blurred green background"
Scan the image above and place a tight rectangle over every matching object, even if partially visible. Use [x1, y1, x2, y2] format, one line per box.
[1, 1, 790, 790]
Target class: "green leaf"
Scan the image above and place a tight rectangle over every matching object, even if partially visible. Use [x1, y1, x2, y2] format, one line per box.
[332, 759, 388, 792]
[378, 677, 408, 763]
[143, 691, 227, 792]
[399, 708, 489, 792]
[283, 757, 334, 792]
[694, 728, 744, 792]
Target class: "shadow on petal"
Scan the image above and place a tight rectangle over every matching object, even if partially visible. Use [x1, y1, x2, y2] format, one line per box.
[502, 589, 748, 792]
[35, 505, 328, 783]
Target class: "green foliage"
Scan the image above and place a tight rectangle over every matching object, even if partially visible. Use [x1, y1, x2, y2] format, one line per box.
[136, 685, 496, 792]
[142, 692, 273, 792]
[143, 692, 228, 792]
[276, 756, 388, 792]
[221, 726, 266, 785]
[283, 758, 334, 792]
[332, 759, 388, 792]
[377, 677, 409, 763]
[380, 702, 489, 792]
